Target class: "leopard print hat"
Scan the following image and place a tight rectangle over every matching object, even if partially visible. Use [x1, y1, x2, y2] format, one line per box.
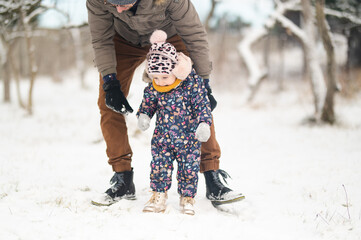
[146, 30, 192, 80]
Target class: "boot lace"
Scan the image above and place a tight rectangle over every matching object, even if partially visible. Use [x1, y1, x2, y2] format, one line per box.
[146, 192, 157, 205]
[181, 196, 195, 206]
[212, 169, 232, 189]
[145, 191, 166, 205]
[110, 172, 125, 193]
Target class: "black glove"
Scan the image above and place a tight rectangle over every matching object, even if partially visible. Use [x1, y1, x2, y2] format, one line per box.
[102, 73, 133, 114]
[204, 78, 217, 111]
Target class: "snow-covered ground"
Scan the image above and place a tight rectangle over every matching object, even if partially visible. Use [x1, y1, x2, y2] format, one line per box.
[1, 68, 361, 240]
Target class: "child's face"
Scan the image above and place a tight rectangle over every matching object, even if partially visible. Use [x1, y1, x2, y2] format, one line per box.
[153, 74, 176, 86]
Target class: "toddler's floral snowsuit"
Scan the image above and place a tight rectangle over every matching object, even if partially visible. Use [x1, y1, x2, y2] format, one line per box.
[137, 70, 212, 197]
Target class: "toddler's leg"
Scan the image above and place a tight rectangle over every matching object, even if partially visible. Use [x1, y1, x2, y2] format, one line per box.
[150, 142, 174, 193]
[176, 142, 200, 215]
[176, 143, 201, 198]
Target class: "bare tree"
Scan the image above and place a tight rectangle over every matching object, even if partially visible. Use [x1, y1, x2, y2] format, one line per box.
[69, 26, 88, 89]
[315, 0, 337, 124]
[20, 3, 39, 115]
[301, 0, 327, 119]
[238, 27, 268, 102]
[0, 0, 69, 114]
[0, 0, 21, 103]
[0, 0, 43, 113]
[238, 0, 345, 123]
[0, 38, 11, 102]
[205, 0, 221, 31]
[238, 0, 300, 102]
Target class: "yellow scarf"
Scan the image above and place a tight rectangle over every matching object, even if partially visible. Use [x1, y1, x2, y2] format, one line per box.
[152, 79, 182, 92]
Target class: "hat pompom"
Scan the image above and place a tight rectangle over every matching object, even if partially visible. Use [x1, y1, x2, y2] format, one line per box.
[150, 30, 167, 44]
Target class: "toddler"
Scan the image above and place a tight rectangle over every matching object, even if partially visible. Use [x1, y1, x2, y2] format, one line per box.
[137, 30, 212, 215]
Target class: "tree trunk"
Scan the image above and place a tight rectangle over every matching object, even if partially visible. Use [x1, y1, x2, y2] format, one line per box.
[238, 28, 268, 102]
[2, 62, 11, 102]
[70, 28, 87, 88]
[346, 27, 361, 69]
[1, 39, 11, 102]
[238, 0, 302, 102]
[301, 0, 326, 120]
[315, 0, 337, 124]
[277, 34, 285, 91]
[9, 48, 26, 109]
[205, 0, 219, 31]
[263, 34, 270, 72]
[21, 9, 38, 115]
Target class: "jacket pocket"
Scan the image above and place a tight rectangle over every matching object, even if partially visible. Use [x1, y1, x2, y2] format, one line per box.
[129, 11, 168, 35]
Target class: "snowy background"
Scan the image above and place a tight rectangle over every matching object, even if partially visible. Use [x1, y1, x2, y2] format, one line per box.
[39, 0, 273, 28]
[1, 65, 361, 239]
[1, 0, 361, 239]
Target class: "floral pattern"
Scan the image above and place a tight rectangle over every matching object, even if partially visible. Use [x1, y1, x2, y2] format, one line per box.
[137, 70, 212, 197]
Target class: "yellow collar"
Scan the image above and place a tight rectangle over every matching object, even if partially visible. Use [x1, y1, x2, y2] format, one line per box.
[152, 79, 182, 92]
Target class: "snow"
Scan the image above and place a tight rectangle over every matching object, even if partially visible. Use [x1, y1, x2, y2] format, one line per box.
[1, 67, 361, 240]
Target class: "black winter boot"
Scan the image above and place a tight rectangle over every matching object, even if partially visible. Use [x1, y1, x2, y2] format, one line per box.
[204, 169, 244, 205]
[91, 168, 136, 206]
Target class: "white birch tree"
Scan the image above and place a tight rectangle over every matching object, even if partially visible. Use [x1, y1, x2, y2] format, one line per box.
[238, 0, 345, 123]
[316, 0, 337, 124]
[301, 0, 327, 119]
[238, 0, 301, 102]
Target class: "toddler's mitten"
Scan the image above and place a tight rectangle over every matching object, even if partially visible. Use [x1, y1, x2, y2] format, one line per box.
[138, 113, 151, 131]
[195, 122, 211, 142]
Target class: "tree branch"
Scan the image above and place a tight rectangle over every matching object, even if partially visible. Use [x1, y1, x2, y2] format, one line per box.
[324, 8, 361, 25]
[283, 4, 361, 26]
[272, 11, 306, 42]
[237, 0, 301, 102]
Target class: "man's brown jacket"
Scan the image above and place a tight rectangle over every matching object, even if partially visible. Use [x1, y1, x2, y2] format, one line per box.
[86, 0, 212, 78]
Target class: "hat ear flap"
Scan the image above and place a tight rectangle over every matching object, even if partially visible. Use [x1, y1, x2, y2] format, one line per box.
[143, 61, 153, 83]
[172, 52, 192, 80]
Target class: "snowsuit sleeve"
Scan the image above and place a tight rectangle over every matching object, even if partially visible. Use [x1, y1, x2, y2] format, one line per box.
[191, 74, 212, 126]
[137, 84, 158, 119]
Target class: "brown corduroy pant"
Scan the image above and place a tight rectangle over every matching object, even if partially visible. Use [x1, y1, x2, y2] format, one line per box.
[98, 34, 221, 173]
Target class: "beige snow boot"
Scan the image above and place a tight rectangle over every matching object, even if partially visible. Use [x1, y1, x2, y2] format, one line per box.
[143, 191, 168, 213]
[180, 196, 195, 215]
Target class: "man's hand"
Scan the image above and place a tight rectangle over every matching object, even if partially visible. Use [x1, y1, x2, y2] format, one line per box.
[204, 78, 217, 111]
[137, 114, 151, 131]
[195, 122, 211, 142]
[102, 74, 133, 114]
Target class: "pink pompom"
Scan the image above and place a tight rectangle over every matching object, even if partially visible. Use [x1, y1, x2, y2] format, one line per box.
[150, 30, 167, 44]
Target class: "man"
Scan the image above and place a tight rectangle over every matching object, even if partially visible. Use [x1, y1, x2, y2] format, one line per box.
[87, 0, 244, 206]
